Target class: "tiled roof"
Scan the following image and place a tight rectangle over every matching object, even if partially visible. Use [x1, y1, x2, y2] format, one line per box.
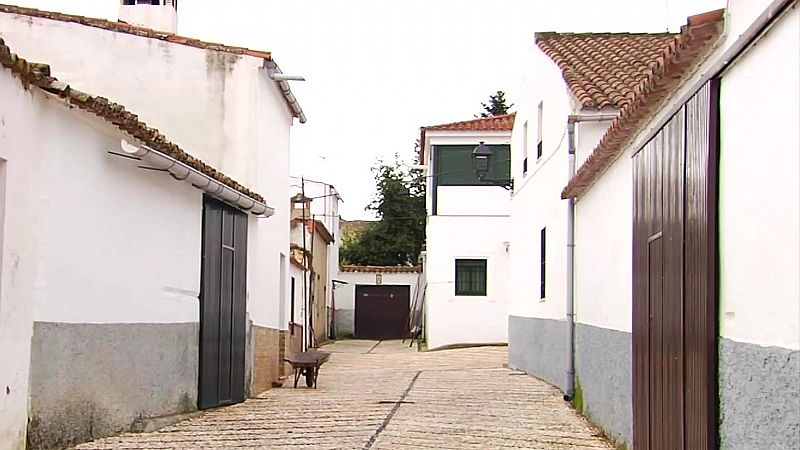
[340, 265, 422, 274]
[418, 113, 515, 163]
[536, 32, 676, 109]
[562, 9, 725, 199]
[0, 3, 306, 123]
[0, 36, 265, 203]
[422, 113, 516, 132]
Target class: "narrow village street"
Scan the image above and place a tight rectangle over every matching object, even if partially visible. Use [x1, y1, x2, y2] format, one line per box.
[74, 341, 612, 450]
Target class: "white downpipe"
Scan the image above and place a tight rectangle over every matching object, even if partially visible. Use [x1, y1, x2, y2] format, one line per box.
[565, 120, 576, 401]
[120, 140, 274, 217]
[564, 113, 617, 401]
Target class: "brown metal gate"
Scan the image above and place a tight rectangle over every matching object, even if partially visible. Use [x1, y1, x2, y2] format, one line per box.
[632, 80, 719, 450]
[355, 285, 410, 340]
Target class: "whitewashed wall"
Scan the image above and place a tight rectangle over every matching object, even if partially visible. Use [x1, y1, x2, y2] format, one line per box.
[718, 4, 799, 350]
[573, 144, 632, 333]
[0, 13, 296, 330]
[0, 67, 45, 450]
[508, 46, 572, 322]
[425, 216, 510, 349]
[423, 131, 511, 349]
[0, 68, 204, 448]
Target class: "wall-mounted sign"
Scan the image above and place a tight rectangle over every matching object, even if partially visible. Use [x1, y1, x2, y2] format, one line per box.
[376, 274, 383, 285]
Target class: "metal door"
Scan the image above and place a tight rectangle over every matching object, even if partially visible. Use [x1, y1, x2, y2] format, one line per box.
[632, 80, 719, 449]
[355, 285, 410, 340]
[199, 197, 248, 409]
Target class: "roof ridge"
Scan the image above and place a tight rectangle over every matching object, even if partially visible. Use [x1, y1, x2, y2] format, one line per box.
[0, 35, 265, 203]
[422, 112, 516, 131]
[536, 31, 676, 39]
[0, 3, 272, 59]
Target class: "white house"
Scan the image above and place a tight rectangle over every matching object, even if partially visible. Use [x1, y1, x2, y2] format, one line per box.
[0, 3, 304, 449]
[509, 1, 799, 449]
[333, 265, 422, 340]
[419, 115, 514, 350]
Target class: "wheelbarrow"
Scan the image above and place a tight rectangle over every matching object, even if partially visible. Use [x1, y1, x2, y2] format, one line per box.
[284, 351, 330, 388]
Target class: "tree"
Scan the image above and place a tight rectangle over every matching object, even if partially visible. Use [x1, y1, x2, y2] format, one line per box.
[339, 154, 426, 266]
[478, 90, 513, 117]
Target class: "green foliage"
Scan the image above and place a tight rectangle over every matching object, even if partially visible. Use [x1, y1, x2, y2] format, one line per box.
[339, 154, 426, 266]
[571, 375, 584, 413]
[478, 90, 513, 117]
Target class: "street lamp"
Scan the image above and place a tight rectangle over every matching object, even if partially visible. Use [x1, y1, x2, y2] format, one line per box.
[471, 141, 513, 190]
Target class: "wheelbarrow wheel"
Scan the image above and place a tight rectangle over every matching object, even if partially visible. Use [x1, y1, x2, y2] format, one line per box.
[305, 368, 315, 388]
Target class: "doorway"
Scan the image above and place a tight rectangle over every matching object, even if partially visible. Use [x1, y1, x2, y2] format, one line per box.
[632, 80, 719, 449]
[198, 197, 248, 409]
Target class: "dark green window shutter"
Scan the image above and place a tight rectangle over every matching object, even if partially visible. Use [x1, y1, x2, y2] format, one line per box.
[434, 145, 510, 186]
[455, 259, 487, 296]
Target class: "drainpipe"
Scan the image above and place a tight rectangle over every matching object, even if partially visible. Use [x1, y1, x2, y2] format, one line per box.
[564, 113, 617, 401]
[565, 119, 577, 401]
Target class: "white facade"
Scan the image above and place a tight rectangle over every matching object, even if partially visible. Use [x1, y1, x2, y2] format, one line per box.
[0, 11, 296, 332]
[0, 8, 302, 448]
[568, 0, 800, 349]
[422, 130, 512, 350]
[0, 67, 207, 449]
[508, 44, 616, 329]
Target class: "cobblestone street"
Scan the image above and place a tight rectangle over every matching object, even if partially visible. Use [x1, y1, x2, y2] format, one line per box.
[75, 340, 613, 449]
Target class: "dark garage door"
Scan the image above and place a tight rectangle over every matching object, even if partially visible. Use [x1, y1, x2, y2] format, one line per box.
[199, 197, 248, 409]
[355, 285, 410, 340]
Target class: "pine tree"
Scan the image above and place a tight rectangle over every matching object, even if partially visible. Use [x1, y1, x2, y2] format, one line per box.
[478, 90, 513, 117]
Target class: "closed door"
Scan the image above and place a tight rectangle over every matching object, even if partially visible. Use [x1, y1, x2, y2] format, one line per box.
[355, 285, 410, 340]
[199, 197, 248, 409]
[632, 80, 719, 449]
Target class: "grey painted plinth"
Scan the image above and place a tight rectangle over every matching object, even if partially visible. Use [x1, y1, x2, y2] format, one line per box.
[575, 323, 632, 448]
[335, 308, 354, 337]
[28, 321, 199, 450]
[719, 338, 800, 450]
[508, 315, 567, 391]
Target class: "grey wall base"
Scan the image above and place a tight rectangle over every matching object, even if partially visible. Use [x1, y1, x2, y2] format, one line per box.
[575, 323, 632, 448]
[508, 315, 566, 391]
[334, 308, 354, 338]
[28, 321, 199, 450]
[719, 338, 800, 450]
[509, 316, 632, 448]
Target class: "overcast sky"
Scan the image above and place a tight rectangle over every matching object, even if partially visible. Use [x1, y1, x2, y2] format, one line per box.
[15, 0, 724, 218]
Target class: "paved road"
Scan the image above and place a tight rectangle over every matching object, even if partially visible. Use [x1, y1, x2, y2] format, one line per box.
[75, 340, 613, 449]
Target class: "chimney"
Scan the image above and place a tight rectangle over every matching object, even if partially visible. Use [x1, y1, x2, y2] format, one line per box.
[118, 0, 178, 34]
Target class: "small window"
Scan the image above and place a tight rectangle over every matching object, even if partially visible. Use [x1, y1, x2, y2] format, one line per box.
[536, 101, 543, 159]
[540, 228, 546, 299]
[455, 259, 487, 296]
[523, 121, 529, 175]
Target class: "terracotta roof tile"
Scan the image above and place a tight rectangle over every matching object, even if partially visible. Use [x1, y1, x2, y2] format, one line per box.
[561, 9, 725, 198]
[340, 265, 422, 274]
[0, 36, 265, 203]
[0, 4, 306, 122]
[418, 113, 515, 163]
[422, 113, 516, 132]
[536, 32, 676, 109]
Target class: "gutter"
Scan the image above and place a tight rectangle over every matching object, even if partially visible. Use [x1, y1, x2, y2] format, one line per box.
[265, 59, 307, 124]
[121, 140, 274, 217]
[564, 113, 616, 401]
